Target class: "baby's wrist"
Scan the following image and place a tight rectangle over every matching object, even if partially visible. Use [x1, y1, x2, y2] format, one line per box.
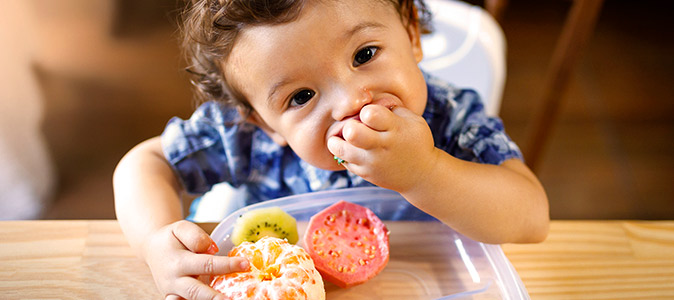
[140, 225, 169, 262]
[399, 147, 443, 196]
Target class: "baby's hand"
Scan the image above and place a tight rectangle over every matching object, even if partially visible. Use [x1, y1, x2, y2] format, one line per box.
[143, 220, 249, 300]
[327, 104, 439, 193]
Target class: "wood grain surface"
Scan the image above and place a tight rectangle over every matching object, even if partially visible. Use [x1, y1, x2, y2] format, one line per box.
[502, 221, 674, 299]
[0, 221, 161, 299]
[2, 220, 673, 299]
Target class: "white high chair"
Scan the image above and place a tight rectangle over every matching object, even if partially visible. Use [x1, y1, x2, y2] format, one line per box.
[190, 0, 507, 222]
[420, 0, 506, 116]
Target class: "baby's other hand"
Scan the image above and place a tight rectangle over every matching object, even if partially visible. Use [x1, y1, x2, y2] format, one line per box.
[328, 104, 439, 193]
[143, 220, 249, 300]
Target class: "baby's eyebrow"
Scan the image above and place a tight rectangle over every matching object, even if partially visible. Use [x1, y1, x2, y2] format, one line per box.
[267, 78, 290, 107]
[342, 21, 386, 41]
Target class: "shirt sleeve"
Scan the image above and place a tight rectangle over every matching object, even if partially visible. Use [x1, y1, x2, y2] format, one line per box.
[161, 102, 254, 194]
[433, 88, 523, 165]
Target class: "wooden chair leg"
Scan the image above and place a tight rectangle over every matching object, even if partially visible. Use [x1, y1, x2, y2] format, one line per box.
[525, 0, 605, 172]
[485, 0, 508, 23]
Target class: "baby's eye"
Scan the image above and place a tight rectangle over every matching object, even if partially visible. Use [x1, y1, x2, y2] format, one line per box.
[353, 46, 379, 67]
[290, 89, 315, 107]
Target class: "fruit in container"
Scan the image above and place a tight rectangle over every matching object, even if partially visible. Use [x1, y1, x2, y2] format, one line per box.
[231, 206, 299, 246]
[303, 200, 390, 288]
[210, 236, 325, 300]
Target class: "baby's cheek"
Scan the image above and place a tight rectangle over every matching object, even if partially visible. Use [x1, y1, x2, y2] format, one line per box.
[290, 137, 340, 171]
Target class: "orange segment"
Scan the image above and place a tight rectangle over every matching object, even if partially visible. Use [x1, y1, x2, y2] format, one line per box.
[211, 236, 325, 300]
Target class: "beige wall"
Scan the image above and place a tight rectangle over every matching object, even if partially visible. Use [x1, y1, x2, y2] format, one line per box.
[0, 0, 54, 219]
[0, 0, 192, 219]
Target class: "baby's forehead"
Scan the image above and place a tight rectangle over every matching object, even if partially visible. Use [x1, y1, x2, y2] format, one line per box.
[231, 0, 401, 48]
[273, 0, 401, 32]
[287, 0, 401, 22]
[222, 0, 408, 97]
[308, 0, 400, 14]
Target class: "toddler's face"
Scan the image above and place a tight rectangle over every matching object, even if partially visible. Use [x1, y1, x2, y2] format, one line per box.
[224, 0, 427, 170]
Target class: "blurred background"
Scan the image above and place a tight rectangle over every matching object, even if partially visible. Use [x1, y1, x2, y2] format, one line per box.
[0, 0, 672, 220]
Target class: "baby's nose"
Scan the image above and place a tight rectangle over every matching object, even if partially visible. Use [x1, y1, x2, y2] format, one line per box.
[333, 87, 372, 121]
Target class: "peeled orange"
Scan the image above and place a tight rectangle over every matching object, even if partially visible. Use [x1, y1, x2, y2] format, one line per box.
[211, 236, 325, 300]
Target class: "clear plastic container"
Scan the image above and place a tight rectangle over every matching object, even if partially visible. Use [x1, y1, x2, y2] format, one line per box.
[211, 187, 529, 299]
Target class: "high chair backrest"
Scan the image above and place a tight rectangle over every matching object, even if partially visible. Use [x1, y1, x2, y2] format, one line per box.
[419, 0, 506, 116]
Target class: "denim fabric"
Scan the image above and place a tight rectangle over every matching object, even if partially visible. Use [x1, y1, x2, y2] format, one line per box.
[161, 72, 522, 209]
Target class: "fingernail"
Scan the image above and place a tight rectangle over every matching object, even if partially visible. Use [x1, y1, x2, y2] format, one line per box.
[239, 260, 250, 270]
[214, 294, 225, 300]
[206, 241, 219, 254]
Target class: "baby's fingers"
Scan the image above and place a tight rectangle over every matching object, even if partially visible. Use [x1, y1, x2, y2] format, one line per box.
[183, 254, 250, 276]
[342, 119, 380, 149]
[360, 104, 395, 131]
[327, 136, 350, 163]
[172, 220, 218, 254]
[170, 276, 225, 300]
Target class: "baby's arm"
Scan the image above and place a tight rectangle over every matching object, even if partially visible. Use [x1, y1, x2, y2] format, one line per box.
[401, 153, 549, 244]
[113, 137, 248, 299]
[327, 105, 549, 244]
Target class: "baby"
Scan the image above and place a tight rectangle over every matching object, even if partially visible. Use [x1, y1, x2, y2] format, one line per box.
[113, 0, 549, 299]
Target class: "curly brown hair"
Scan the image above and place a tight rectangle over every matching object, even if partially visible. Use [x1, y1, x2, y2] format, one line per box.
[180, 0, 433, 114]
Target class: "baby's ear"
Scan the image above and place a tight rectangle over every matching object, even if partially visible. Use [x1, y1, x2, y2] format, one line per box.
[243, 110, 288, 147]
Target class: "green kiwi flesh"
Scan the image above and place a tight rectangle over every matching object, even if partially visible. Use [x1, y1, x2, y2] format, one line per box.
[230, 206, 299, 246]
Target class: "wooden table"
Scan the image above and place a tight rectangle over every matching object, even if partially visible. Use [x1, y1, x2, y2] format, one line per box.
[501, 221, 674, 299]
[1, 220, 673, 299]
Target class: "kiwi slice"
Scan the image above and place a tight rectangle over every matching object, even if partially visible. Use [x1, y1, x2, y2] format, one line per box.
[230, 206, 299, 246]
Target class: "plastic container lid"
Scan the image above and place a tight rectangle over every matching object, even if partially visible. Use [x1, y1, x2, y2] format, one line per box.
[211, 187, 529, 299]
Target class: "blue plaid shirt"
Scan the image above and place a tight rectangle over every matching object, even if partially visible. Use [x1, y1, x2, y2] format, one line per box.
[162, 72, 522, 211]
